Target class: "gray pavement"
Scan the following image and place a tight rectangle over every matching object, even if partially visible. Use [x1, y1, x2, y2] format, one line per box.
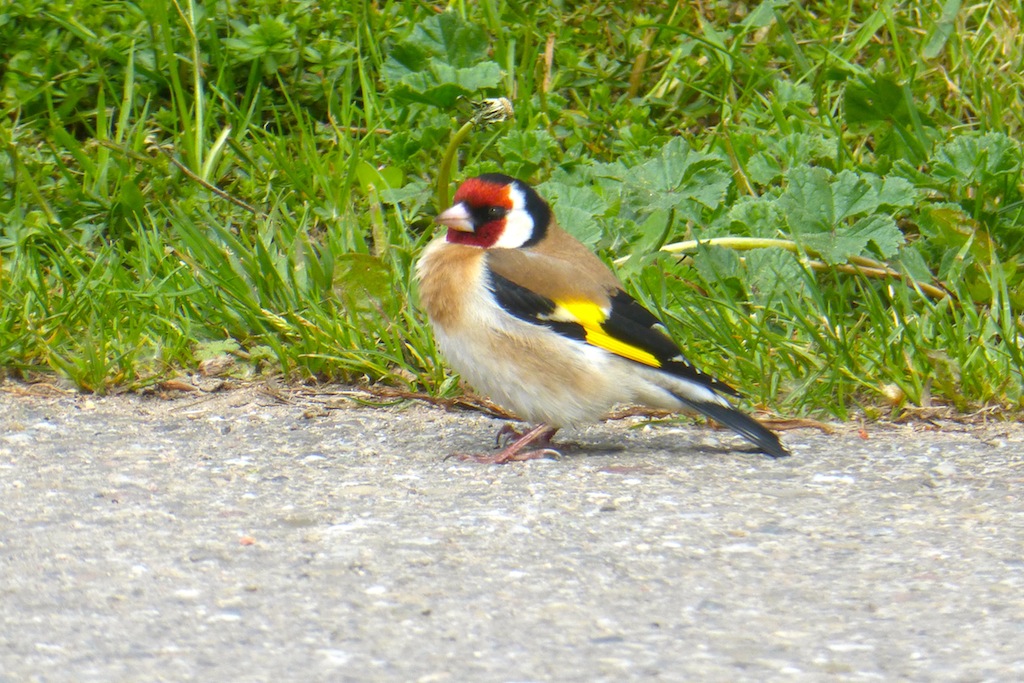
[1, 384, 1023, 682]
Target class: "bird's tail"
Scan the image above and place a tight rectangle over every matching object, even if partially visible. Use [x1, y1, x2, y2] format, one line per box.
[675, 395, 790, 459]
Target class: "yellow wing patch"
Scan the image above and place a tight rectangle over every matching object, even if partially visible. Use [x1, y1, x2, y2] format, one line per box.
[548, 300, 661, 368]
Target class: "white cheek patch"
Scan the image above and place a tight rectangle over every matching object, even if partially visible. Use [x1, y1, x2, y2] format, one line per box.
[492, 184, 536, 249]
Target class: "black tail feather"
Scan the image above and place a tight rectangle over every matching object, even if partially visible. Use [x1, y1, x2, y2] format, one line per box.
[677, 397, 790, 459]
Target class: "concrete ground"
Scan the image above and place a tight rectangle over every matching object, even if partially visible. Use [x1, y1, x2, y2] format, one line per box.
[1, 384, 1022, 682]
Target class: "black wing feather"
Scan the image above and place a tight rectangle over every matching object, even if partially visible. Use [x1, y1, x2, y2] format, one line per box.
[489, 271, 587, 342]
[489, 273, 739, 397]
[672, 395, 790, 458]
[604, 291, 741, 397]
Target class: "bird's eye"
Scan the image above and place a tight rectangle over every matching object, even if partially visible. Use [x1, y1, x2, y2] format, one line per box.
[485, 206, 507, 221]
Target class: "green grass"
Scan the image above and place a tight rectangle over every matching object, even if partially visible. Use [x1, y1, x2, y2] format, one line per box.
[2, 0, 1023, 419]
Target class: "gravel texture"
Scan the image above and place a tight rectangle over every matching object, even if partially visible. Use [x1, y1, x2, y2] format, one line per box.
[1, 384, 1023, 682]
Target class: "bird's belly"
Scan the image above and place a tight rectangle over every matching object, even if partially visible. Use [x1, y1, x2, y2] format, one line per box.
[433, 321, 627, 427]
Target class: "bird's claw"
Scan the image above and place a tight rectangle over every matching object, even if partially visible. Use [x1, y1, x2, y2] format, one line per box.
[448, 423, 562, 464]
[446, 448, 561, 464]
[495, 423, 558, 448]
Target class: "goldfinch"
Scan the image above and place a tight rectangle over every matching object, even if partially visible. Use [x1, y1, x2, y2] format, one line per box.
[416, 173, 789, 462]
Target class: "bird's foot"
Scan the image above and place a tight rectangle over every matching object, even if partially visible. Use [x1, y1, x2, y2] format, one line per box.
[449, 447, 560, 464]
[495, 423, 559, 449]
[448, 424, 561, 464]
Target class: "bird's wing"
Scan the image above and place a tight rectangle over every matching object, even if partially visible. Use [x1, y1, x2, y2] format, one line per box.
[485, 256, 741, 398]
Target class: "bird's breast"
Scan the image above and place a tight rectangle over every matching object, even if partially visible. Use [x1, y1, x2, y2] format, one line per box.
[415, 238, 489, 331]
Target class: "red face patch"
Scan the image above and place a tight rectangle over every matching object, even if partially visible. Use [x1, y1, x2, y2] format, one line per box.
[444, 178, 513, 248]
[446, 222, 503, 247]
[452, 177, 513, 210]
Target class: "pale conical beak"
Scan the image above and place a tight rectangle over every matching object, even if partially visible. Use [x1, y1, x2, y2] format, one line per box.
[436, 202, 474, 232]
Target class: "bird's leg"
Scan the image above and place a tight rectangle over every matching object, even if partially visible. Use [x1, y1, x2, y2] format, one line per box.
[449, 424, 561, 464]
[495, 423, 559, 449]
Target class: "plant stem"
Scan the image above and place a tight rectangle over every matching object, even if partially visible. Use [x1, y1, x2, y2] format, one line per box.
[621, 236, 948, 300]
[436, 120, 476, 211]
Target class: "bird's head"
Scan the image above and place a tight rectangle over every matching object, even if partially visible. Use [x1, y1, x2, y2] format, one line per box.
[435, 174, 552, 249]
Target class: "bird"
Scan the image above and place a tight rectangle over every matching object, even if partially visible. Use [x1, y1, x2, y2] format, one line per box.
[415, 173, 789, 462]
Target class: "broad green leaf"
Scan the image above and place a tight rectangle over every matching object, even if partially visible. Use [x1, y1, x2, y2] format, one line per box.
[844, 74, 905, 124]
[498, 129, 557, 166]
[538, 181, 608, 247]
[394, 11, 490, 69]
[727, 195, 785, 238]
[380, 179, 432, 207]
[686, 162, 733, 209]
[931, 132, 1020, 185]
[380, 120, 450, 164]
[831, 170, 879, 220]
[381, 12, 502, 108]
[777, 166, 834, 231]
[744, 248, 807, 304]
[631, 209, 673, 255]
[693, 244, 743, 283]
[385, 61, 502, 108]
[775, 132, 835, 170]
[869, 175, 917, 209]
[777, 167, 908, 263]
[625, 138, 731, 217]
[498, 129, 558, 178]
[830, 171, 915, 218]
[746, 152, 783, 186]
[775, 80, 814, 107]
[628, 138, 702, 195]
[916, 202, 993, 263]
[799, 214, 903, 264]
